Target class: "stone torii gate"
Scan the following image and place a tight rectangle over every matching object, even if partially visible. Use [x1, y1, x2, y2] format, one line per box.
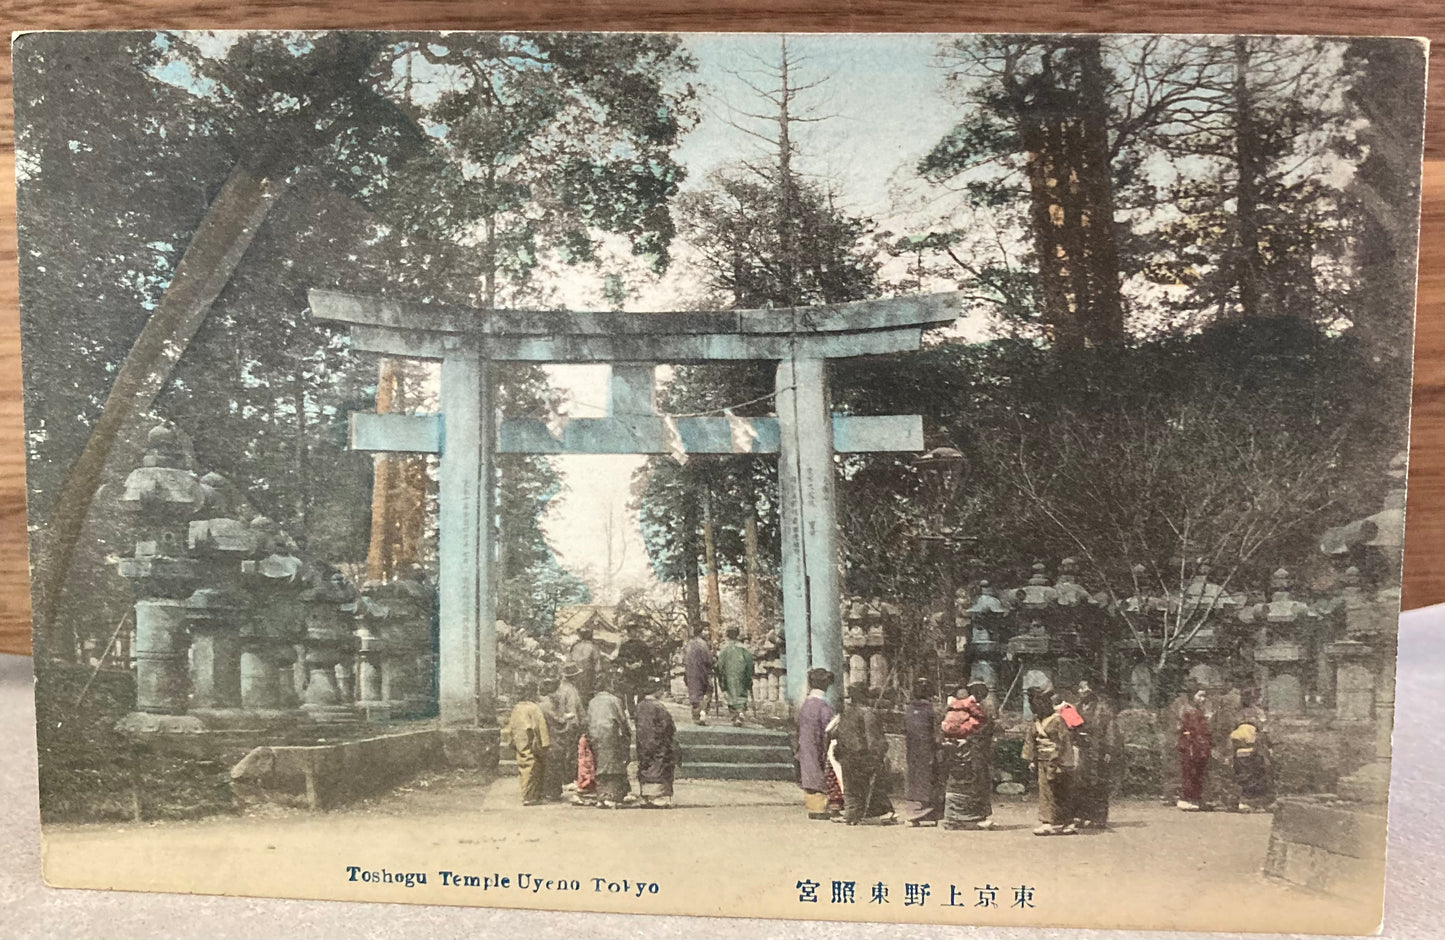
[309, 288, 958, 724]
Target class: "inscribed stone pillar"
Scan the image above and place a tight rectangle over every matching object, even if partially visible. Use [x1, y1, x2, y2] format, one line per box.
[1334, 660, 1375, 721]
[776, 356, 843, 710]
[186, 589, 244, 709]
[438, 346, 497, 725]
[868, 652, 888, 691]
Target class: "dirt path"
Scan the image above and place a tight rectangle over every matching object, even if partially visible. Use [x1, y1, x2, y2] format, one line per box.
[40, 777, 1378, 933]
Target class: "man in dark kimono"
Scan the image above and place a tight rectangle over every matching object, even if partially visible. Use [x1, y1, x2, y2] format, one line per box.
[543, 668, 584, 799]
[715, 626, 754, 727]
[505, 681, 551, 806]
[1023, 688, 1077, 835]
[553, 663, 586, 791]
[1074, 679, 1123, 828]
[585, 673, 632, 807]
[1177, 688, 1213, 811]
[634, 676, 679, 808]
[796, 667, 838, 820]
[536, 675, 567, 801]
[615, 619, 656, 717]
[941, 680, 995, 830]
[903, 678, 942, 826]
[567, 626, 604, 707]
[835, 683, 896, 825]
[682, 623, 715, 724]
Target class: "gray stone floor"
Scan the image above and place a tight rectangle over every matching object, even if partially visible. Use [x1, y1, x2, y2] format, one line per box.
[2, 606, 1442, 939]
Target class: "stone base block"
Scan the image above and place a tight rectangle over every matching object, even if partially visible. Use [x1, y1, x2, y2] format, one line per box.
[1262, 796, 1387, 904]
[231, 726, 496, 810]
[440, 726, 499, 770]
[114, 712, 208, 735]
[300, 703, 362, 726]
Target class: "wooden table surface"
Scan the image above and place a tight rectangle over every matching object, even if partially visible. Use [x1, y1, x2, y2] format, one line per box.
[0, 3, 1440, 655]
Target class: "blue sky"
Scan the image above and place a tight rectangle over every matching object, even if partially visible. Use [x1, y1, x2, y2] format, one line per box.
[674, 33, 957, 216]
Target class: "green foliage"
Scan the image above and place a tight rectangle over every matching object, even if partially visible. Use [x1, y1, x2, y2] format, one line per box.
[382, 33, 697, 283]
[830, 318, 1401, 631]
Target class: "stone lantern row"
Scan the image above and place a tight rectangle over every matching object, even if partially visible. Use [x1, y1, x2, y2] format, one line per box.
[118, 425, 437, 726]
[932, 553, 1397, 722]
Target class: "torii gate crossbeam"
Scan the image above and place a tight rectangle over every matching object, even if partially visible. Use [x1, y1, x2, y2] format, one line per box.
[309, 289, 958, 723]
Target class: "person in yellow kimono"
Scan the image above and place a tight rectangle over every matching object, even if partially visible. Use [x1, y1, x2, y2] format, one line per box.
[506, 680, 552, 805]
[1022, 688, 1078, 836]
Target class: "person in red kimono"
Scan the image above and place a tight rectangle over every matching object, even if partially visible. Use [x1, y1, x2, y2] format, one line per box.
[1176, 688, 1214, 811]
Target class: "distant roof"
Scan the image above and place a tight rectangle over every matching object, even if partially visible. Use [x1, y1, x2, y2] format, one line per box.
[555, 605, 618, 634]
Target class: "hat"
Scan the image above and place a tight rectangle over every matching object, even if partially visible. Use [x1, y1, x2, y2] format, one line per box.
[561, 662, 582, 678]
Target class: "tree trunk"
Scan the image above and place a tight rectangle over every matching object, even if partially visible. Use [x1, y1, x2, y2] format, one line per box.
[30, 162, 285, 659]
[1018, 52, 1078, 350]
[365, 359, 427, 583]
[702, 488, 724, 643]
[1232, 36, 1267, 319]
[1075, 37, 1125, 345]
[744, 508, 760, 639]
[681, 496, 702, 628]
[292, 362, 309, 543]
[365, 359, 400, 582]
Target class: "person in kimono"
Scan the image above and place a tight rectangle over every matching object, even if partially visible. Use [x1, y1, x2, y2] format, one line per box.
[567, 626, 604, 707]
[796, 667, 839, 819]
[634, 676, 679, 808]
[615, 619, 657, 717]
[1177, 687, 1214, 811]
[573, 732, 598, 806]
[941, 680, 995, 830]
[682, 623, 715, 724]
[902, 678, 942, 826]
[536, 675, 568, 802]
[585, 673, 633, 808]
[1022, 687, 1077, 835]
[715, 626, 755, 727]
[549, 663, 586, 793]
[1230, 689, 1273, 812]
[1074, 678, 1124, 828]
[505, 681, 551, 806]
[834, 683, 896, 825]
[1158, 685, 1193, 805]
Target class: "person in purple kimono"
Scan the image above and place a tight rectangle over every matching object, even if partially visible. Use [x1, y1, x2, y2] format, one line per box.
[903, 677, 943, 825]
[796, 667, 838, 820]
[682, 622, 715, 724]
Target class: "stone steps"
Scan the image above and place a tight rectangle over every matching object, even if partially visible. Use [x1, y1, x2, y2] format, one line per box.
[677, 761, 795, 781]
[678, 742, 794, 764]
[497, 720, 796, 781]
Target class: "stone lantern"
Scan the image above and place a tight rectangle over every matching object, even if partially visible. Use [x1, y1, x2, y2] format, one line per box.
[239, 518, 305, 713]
[358, 573, 438, 720]
[117, 425, 204, 715]
[965, 580, 1009, 692]
[1239, 568, 1316, 715]
[185, 472, 256, 711]
[297, 563, 360, 724]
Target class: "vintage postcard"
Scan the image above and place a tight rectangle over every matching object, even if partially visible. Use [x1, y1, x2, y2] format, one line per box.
[14, 30, 1428, 932]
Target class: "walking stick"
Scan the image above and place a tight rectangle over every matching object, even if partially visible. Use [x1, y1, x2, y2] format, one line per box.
[72, 610, 132, 713]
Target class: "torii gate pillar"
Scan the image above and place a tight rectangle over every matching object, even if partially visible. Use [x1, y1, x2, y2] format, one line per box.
[777, 357, 844, 710]
[437, 343, 497, 725]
